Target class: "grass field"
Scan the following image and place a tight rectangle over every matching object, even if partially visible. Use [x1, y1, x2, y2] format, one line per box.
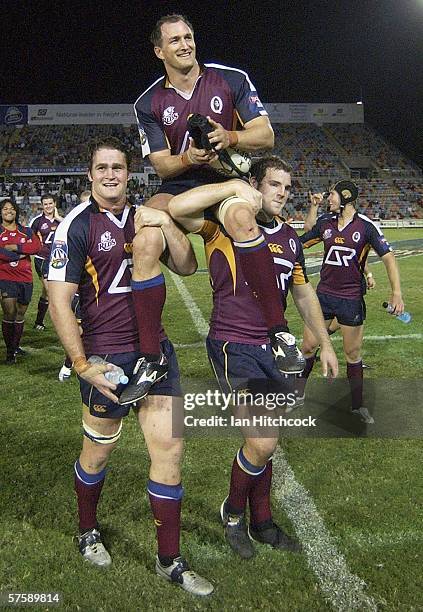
[0, 230, 422, 611]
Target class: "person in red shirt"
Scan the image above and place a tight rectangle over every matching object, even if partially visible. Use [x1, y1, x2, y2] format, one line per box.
[0, 199, 41, 363]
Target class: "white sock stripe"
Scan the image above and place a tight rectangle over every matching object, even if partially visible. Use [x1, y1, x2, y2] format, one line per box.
[147, 488, 178, 501]
[236, 448, 266, 476]
[73, 462, 104, 486]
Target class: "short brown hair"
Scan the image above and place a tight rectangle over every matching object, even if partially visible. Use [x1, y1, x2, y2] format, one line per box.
[87, 137, 131, 171]
[251, 156, 292, 184]
[150, 14, 194, 47]
[41, 192, 56, 205]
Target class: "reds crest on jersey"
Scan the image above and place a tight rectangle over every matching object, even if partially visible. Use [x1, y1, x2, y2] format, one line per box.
[98, 231, 116, 252]
[162, 106, 179, 126]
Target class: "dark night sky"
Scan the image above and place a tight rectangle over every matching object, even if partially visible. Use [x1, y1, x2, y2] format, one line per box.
[2, 0, 422, 166]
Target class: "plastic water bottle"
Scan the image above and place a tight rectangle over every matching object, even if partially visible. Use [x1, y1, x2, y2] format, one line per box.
[88, 355, 129, 384]
[382, 302, 412, 324]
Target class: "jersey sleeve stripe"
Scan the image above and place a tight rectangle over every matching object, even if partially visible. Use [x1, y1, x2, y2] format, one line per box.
[357, 213, 384, 236]
[204, 63, 256, 91]
[133, 76, 165, 108]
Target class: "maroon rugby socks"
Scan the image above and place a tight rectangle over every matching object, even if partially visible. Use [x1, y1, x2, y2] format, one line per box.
[148, 480, 182, 565]
[74, 460, 106, 533]
[226, 448, 270, 520]
[248, 460, 273, 528]
[131, 274, 165, 361]
[2, 320, 14, 354]
[35, 297, 49, 326]
[347, 360, 364, 410]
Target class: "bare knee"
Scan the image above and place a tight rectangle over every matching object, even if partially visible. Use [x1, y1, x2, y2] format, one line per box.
[344, 347, 362, 363]
[224, 203, 257, 241]
[132, 227, 164, 277]
[244, 438, 277, 465]
[133, 227, 164, 256]
[80, 439, 117, 472]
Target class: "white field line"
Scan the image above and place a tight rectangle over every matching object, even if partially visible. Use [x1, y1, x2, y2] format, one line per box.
[273, 448, 377, 611]
[169, 271, 377, 611]
[169, 272, 208, 338]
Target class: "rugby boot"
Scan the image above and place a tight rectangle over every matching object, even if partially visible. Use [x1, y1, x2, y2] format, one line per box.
[220, 498, 254, 559]
[249, 521, 301, 552]
[187, 113, 214, 150]
[271, 332, 305, 375]
[78, 527, 111, 568]
[15, 346, 27, 356]
[118, 353, 168, 405]
[351, 406, 374, 424]
[155, 556, 214, 596]
[58, 364, 72, 381]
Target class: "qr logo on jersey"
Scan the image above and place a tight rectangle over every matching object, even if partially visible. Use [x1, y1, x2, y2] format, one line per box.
[50, 240, 68, 269]
[323, 229, 332, 240]
[40, 222, 49, 230]
[162, 106, 179, 126]
[352, 231, 361, 243]
[98, 231, 116, 252]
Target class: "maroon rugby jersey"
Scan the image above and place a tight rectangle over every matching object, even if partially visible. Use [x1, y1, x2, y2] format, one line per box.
[30, 214, 60, 260]
[300, 212, 392, 299]
[134, 63, 267, 166]
[0, 224, 41, 282]
[201, 217, 308, 344]
[48, 199, 148, 354]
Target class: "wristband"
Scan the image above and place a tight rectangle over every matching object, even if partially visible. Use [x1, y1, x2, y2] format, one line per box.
[228, 131, 238, 147]
[73, 356, 90, 375]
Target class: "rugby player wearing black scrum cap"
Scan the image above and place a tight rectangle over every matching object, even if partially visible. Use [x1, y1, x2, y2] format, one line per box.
[298, 180, 405, 423]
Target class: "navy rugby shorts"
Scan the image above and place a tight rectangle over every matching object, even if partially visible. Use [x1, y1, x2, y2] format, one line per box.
[79, 339, 182, 419]
[317, 291, 366, 327]
[206, 337, 294, 398]
[154, 167, 230, 197]
[0, 280, 33, 305]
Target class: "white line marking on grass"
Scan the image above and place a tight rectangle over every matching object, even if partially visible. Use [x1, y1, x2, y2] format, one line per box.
[169, 272, 208, 338]
[333, 333, 422, 342]
[21, 345, 63, 354]
[170, 273, 377, 610]
[273, 448, 378, 612]
[174, 341, 205, 349]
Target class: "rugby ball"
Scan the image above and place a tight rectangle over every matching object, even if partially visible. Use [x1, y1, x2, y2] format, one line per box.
[210, 147, 251, 178]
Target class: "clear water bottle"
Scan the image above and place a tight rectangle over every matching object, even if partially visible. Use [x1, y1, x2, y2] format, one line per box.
[382, 302, 412, 324]
[87, 355, 129, 384]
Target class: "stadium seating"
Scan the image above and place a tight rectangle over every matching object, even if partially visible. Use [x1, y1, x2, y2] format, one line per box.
[1, 123, 422, 223]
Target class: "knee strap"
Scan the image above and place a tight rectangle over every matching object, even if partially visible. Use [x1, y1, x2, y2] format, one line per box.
[82, 419, 122, 445]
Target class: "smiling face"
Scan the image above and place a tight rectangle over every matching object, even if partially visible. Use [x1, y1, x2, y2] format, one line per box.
[253, 167, 292, 219]
[88, 148, 128, 211]
[154, 19, 196, 73]
[1, 201, 17, 225]
[42, 197, 55, 218]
